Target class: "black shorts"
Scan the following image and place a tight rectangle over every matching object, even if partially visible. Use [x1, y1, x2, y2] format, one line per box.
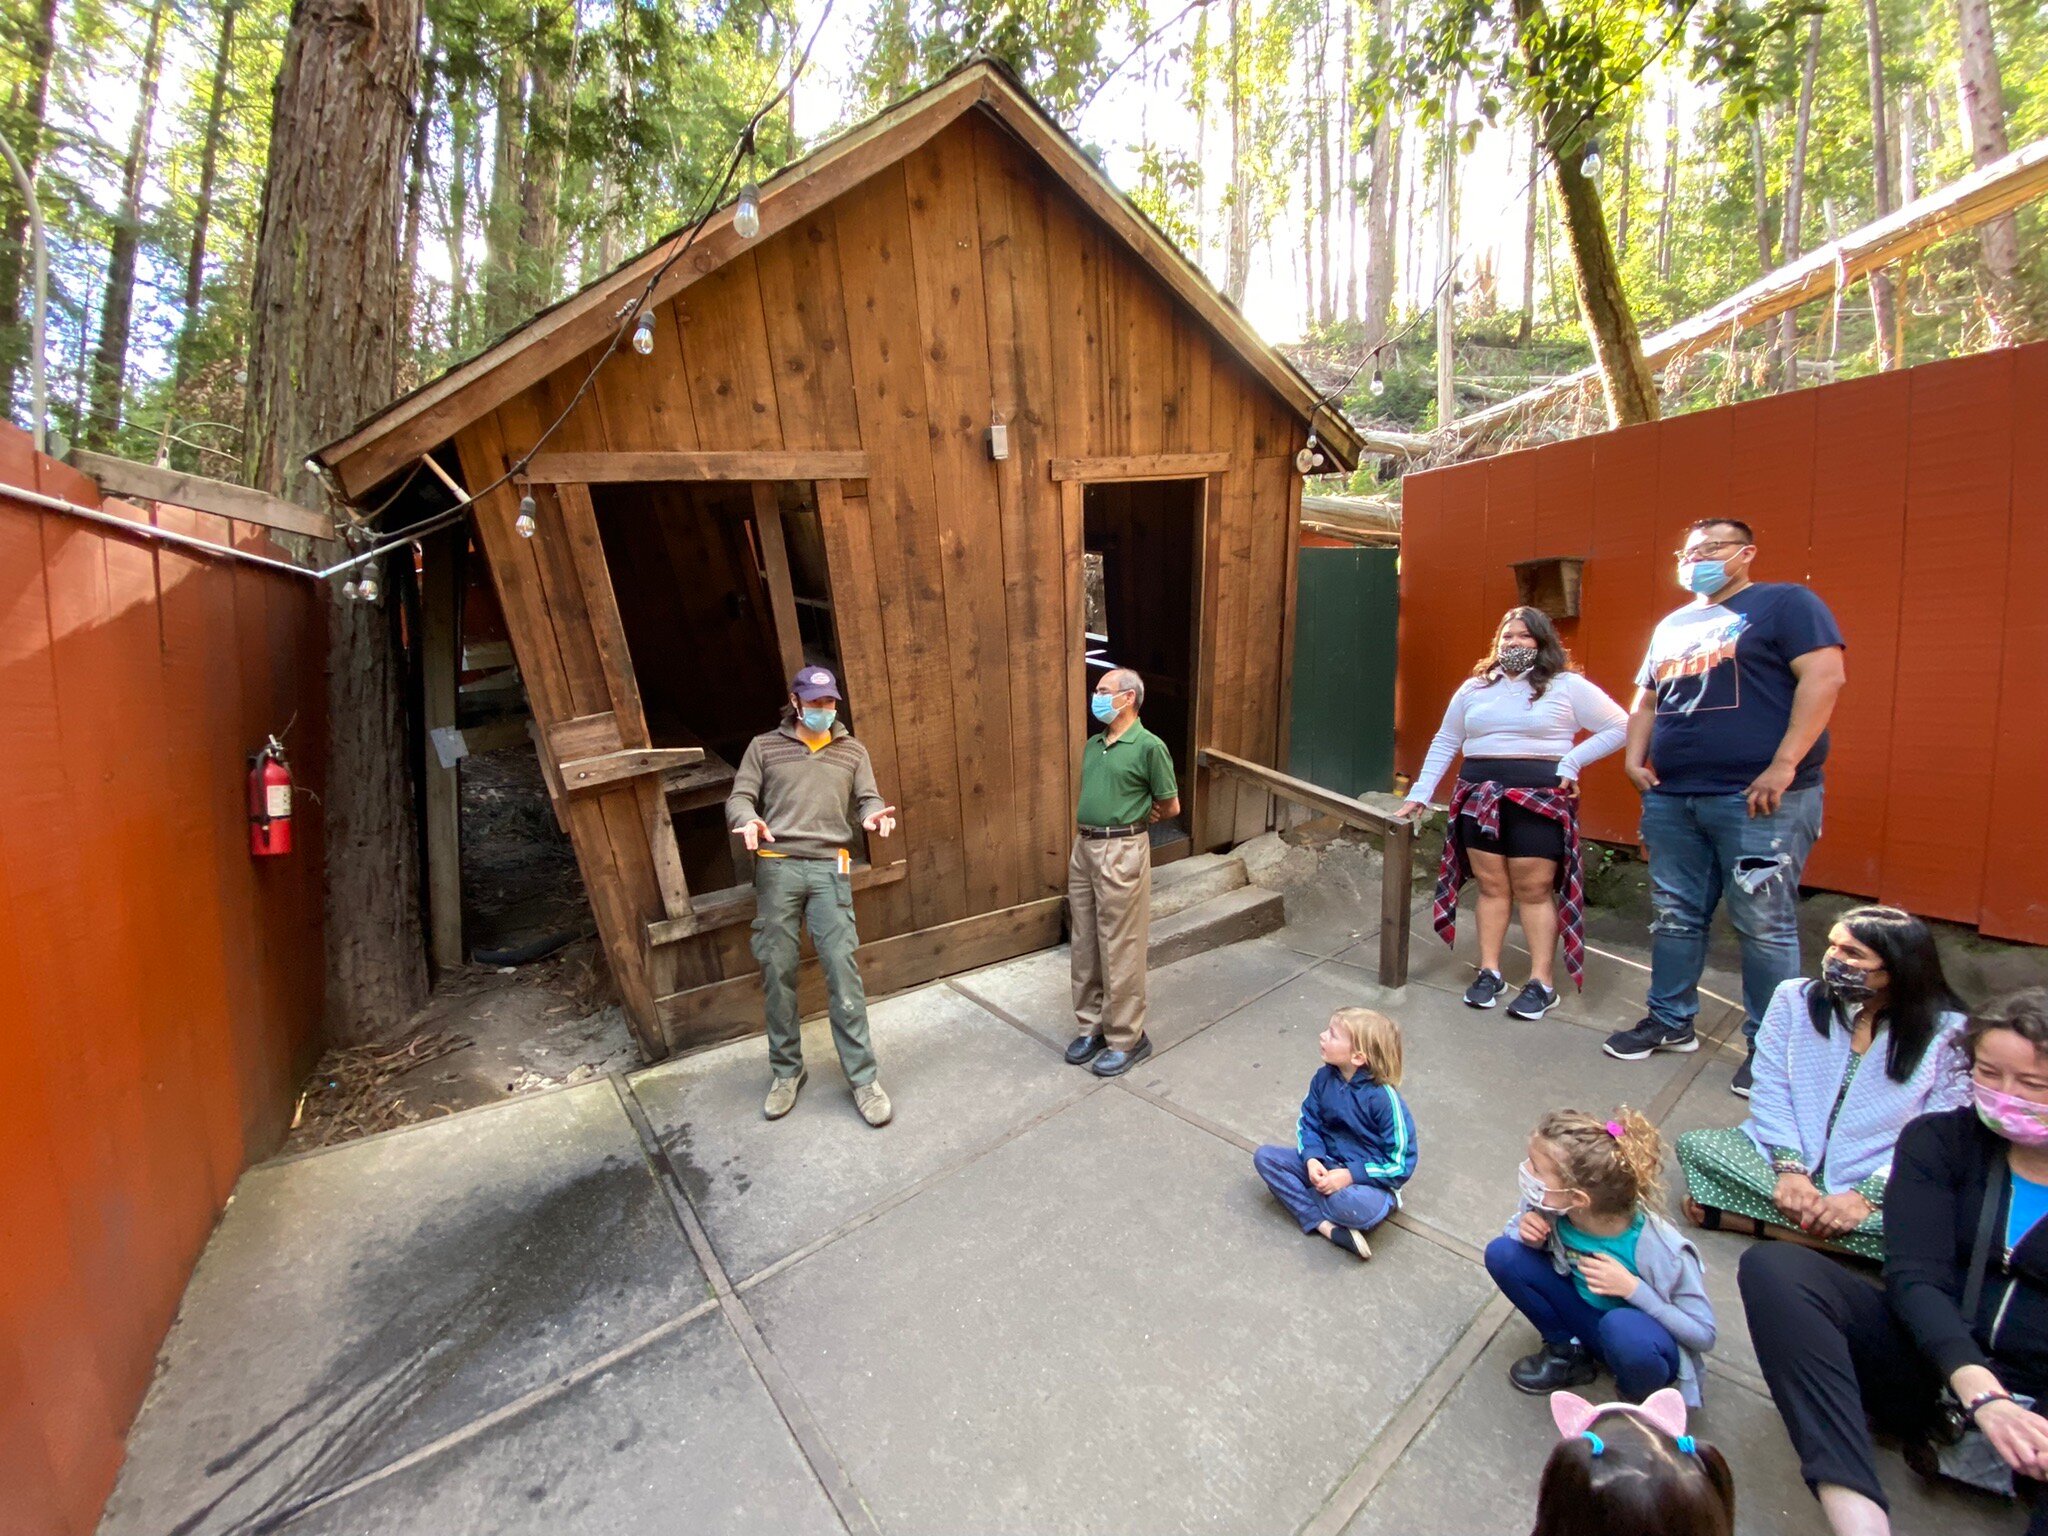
[1455, 757, 1567, 862]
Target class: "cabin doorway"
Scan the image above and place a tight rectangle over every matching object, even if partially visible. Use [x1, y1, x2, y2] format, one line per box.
[1081, 478, 1204, 863]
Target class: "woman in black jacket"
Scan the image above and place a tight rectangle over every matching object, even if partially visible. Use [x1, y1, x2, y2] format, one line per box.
[1740, 989, 2048, 1535]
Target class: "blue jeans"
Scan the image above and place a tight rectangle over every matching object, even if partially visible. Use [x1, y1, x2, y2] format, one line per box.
[1640, 785, 1823, 1040]
[1484, 1235, 1680, 1401]
[1253, 1144, 1397, 1235]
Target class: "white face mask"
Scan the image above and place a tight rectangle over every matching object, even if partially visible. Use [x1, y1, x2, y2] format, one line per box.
[1518, 1159, 1578, 1215]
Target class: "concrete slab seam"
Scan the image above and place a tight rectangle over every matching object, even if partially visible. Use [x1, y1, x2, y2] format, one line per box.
[610, 1074, 876, 1535]
[944, 977, 1073, 1053]
[1295, 1293, 1518, 1536]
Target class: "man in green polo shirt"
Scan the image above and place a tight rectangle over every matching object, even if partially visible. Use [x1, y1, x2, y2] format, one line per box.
[1066, 667, 1180, 1077]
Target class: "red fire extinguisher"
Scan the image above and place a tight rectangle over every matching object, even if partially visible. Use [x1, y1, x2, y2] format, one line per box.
[249, 735, 293, 857]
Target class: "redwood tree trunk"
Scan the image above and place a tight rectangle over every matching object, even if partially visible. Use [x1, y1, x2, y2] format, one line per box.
[1862, 0, 1900, 368]
[87, 0, 172, 445]
[243, 0, 425, 1044]
[1778, 13, 1821, 388]
[1361, 0, 1399, 350]
[0, 0, 58, 410]
[173, 0, 240, 402]
[1954, 0, 2021, 338]
[1224, 0, 1249, 304]
[1518, 117, 1538, 345]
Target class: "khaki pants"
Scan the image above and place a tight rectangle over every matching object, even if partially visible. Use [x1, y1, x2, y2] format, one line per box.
[1068, 832, 1152, 1049]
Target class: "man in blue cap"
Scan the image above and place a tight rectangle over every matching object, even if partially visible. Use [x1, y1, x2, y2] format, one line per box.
[727, 666, 899, 1126]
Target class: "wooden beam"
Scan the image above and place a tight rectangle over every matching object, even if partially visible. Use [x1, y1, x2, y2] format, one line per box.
[1048, 452, 1233, 482]
[525, 450, 871, 484]
[646, 859, 908, 946]
[752, 483, 806, 685]
[558, 747, 705, 794]
[421, 531, 464, 970]
[653, 893, 1063, 1053]
[68, 448, 337, 540]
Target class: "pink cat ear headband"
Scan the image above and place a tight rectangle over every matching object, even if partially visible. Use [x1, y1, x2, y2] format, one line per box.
[1550, 1388, 1697, 1457]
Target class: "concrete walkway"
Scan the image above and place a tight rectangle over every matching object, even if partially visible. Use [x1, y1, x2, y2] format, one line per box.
[101, 908, 2020, 1535]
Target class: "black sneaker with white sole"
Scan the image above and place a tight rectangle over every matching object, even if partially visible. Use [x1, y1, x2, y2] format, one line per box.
[1506, 980, 1559, 1020]
[1731, 1047, 1755, 1097]
[1464, 969, 1507, 1009]
[1602, 1016, 1699, 1060]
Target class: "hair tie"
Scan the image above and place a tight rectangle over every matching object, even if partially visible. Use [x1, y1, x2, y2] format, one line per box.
[1675, 1435, 1697, 1455]
[1582, 1432, 1605, 1457]
[1604, 1120, 1624, 1139]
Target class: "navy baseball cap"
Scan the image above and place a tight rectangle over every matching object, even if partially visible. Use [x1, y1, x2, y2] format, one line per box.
[792, 666, 841, 701]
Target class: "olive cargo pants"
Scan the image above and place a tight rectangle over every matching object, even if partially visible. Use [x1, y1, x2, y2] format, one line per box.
[752, 856, 877, 1086]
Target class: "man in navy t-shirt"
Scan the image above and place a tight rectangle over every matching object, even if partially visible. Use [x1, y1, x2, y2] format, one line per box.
[1601, 518, 1846, 1094]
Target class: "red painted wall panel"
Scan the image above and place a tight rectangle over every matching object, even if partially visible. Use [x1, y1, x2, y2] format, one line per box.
[1396, 341, 2046, 944]
[0, 424, 327, 1536]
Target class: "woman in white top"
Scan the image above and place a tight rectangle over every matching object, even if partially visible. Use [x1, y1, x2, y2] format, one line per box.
[1394, 607, 1628, 1019]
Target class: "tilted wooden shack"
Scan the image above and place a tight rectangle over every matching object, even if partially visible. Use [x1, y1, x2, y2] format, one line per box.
[316, 60, 1363, 1059]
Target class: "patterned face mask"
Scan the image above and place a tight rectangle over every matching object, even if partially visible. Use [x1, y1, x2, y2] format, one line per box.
[1822, 955, 1879, 1004]
[1497, 646, 1539, 676]
[1974, 1083, 2048, 1149]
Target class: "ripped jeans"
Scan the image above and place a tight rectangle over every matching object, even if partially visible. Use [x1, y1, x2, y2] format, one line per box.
[1640, 785, 1823, 1041]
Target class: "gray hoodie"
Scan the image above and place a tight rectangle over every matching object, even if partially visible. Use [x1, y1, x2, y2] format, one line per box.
[1502, 1203, 1718, 1406]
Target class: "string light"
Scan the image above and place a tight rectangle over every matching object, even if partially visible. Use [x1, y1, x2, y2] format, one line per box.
[735, 181, 761, 239]
[356, 571, 380, 603]
[516, 492, 538, 538]
[1294, 430, 1325, 475]
[631, 309, 656, 355]
[341, 579, 358, 601]
[1369, 348, 1387, 396]
[1580, 138, 1604, 177]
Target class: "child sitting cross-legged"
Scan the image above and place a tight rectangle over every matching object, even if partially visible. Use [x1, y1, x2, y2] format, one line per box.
[1252, 1007, 1417, 1262]
[1485, 1107, 1717, 1405]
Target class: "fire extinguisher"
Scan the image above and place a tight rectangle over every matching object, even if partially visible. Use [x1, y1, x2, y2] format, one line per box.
[249, 735, 293, 857]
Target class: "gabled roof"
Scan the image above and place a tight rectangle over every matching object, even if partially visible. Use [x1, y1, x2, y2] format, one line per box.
[316, 59, 1362, 500]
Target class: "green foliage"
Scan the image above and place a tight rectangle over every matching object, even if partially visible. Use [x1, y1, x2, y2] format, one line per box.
[853, 0, 1151, 123]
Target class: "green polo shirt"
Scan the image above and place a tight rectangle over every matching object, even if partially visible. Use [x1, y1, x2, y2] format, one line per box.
[1076, 719, 1178, 828]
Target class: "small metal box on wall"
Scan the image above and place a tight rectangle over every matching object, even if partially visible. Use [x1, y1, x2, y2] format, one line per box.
[1511, 555, 1586, 619]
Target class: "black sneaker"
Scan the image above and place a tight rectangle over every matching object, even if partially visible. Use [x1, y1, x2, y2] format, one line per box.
[1731, 1047, 1755, 1097]
[1602, 1016, 1699, 1061]
[1506, 980, 1559, 1020]
[1509, 1340, 1599, 1395]
[1464, 969, 1507, 1009]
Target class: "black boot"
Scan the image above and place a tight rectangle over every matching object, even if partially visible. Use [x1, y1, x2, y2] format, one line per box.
[1509, 1339, 1599, 1395]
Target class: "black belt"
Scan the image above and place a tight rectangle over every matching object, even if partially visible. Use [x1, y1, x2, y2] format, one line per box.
[1079, 823, 1146, 840]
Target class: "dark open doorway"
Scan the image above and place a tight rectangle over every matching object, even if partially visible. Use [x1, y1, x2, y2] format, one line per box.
[1082, 478, 1204, 862]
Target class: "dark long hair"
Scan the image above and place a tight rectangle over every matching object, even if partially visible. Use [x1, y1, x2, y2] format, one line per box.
[1470, 606, 1571, 700]
[1807, 905, 1964, 1083]
[1531, 1412, 1734, 1536]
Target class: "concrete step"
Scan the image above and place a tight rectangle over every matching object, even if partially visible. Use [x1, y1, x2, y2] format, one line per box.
[1149, 851, 1249, 920]
[1147, 882, 1287, 969]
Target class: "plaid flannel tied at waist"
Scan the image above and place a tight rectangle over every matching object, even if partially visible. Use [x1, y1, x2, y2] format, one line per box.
[1430, 778, 1587, 991]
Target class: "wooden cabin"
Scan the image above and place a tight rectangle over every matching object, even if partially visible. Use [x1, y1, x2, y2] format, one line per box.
[315, 61, 1363, 1060]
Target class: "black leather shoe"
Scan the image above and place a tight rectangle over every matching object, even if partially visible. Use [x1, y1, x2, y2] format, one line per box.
[1064, 1034, 1107, 1066]
[1091, 1035, 1153, 1077]
[1509, 1340, 1599, 1395]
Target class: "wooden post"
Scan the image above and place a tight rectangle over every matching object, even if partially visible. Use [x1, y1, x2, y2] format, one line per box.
[421, 527, 464, 970]
[1378, 818, 1413, 988]
[752, 481, 806, 685]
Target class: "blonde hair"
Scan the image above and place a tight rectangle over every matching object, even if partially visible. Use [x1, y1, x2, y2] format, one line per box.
[1535, 1106, 1664, 1216]
[1331, 1007, 1404, 1087]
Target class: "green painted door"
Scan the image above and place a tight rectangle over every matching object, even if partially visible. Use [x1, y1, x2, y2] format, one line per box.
[1289, 547, 1399, 795]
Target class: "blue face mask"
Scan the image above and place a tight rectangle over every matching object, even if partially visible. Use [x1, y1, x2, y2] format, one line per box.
[1679, 558, 1729, 596]
[1091, 692, 1121, 724]
[800, 706, 836, 734]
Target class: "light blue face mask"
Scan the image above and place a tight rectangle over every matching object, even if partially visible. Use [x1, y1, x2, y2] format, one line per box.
[800, 706, 836, 734]
[1091, 692, 1122, 724]
[1679, 558, 1729, 596]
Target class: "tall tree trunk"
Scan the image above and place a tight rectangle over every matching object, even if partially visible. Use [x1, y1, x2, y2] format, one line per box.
[1342, 0, 1357, 321]
[519, 42, 566, 313]
[399, 32, 435, 353]
[1862, 0, 1900, 368]
[1193, 19, 1208, 270]
[1748, 113, 1774, 271]
[1315, 9, 1333, 326]
[1514, 0, 1659, 423]
[481, 50, 527, 333]
[1518, 117, 1538, 345]
[1954, 0, 2020, 337]
[1616, 109, 1633, 259]
[243, 0, 426, 1043]
[446, 92, 474, 350]
[0, 0, 58, 411]
[1657, 83, 1678, 281]
[173, 0, 240, 404]
[1224, 0, 1249, 304]
[1435, 79, 1455, 429]
[1362, 0, 1398, 349]
[1778, 12, 1821, 389]
[86, 0, 172, 445]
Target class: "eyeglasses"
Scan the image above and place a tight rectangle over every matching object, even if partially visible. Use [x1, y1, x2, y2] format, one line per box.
[1673, 539, 1750, 560]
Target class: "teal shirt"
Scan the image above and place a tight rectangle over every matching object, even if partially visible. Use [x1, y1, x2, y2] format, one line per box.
[2010, 1170, 2048, 1253]
[1076, 720, 1177, 828]
[1556, 1210, 1647, 1311]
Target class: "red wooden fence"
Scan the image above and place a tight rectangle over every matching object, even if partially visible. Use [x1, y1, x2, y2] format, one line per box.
[0, 424, 327, 1535]
[1398, 341, 2048, 945]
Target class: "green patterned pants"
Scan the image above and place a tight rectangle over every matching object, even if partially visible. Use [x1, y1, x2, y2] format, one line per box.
[1674, 1126, 1884, 1261]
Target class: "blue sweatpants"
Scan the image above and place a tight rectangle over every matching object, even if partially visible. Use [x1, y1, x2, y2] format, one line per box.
[1254, 1144, 1397, 1235]
[1484, 1234, 1681, 1401]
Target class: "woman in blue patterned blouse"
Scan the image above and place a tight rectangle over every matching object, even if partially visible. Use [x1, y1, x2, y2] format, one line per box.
[1675, 905, 1969, 1259]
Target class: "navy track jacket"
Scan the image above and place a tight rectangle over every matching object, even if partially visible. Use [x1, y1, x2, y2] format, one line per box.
[1295, 1066, 1418, 1191]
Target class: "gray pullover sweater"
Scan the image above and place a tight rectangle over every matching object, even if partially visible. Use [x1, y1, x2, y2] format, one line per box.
[725, 716, 886, 861]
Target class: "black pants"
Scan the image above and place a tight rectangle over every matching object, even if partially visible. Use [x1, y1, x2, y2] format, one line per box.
[1741, 1243, 2048, 1529]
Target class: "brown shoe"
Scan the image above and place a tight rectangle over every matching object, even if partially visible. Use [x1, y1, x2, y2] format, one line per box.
[764, 1069, 806, 1120]
[853, 1081, 893, 1127]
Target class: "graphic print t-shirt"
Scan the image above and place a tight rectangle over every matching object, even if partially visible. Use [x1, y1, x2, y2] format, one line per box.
[1634, 582, 1844, 796]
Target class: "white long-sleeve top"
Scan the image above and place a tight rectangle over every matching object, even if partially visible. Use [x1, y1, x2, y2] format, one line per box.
[1405, 671, 1629, 805]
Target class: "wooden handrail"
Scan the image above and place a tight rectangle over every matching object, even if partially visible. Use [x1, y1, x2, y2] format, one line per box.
[1197, 747, 1414, 987]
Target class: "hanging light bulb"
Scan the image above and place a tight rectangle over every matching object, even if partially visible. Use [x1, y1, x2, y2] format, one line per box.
[631, 308, 655, 355]
[1369, 366, 1387, 397]
[516, 492, 538, 539]
[735, 180, 762, 240]
[341, 579, 359, 602]
[357, 572, 380, 604]
[1294, 431, 1324, 475]
[1580, 139, 1604, 177]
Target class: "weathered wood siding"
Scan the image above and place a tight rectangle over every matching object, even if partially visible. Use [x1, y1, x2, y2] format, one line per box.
[453, 110, 1307, 1051]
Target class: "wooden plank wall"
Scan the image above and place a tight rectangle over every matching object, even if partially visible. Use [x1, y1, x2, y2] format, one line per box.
[0, 425, 328, 1536]
[1396, 340, 2048, 944]
[451, 110, 1308, 1049]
